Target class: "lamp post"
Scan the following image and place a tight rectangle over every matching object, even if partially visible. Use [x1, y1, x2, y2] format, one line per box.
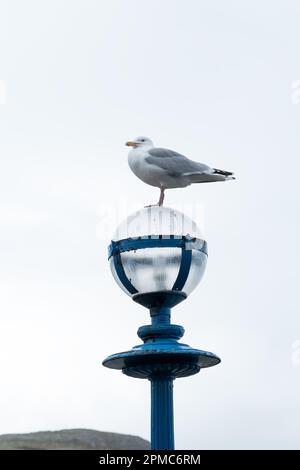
[103, 206, 220, 450]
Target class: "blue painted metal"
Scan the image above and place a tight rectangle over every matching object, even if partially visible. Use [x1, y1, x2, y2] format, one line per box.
[103, 290, 221, 450]
[172, 248, 192, 291]
[108, 235, 208, 260]
[151, 376, 174, 450]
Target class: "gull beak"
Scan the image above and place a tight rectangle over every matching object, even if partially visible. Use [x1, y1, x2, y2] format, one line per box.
[126, 141, 138, 147]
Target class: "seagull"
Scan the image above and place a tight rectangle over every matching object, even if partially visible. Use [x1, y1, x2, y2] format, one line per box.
[126, 136, 235, 206]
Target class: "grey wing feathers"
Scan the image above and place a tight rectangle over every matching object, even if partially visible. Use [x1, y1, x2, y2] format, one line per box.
[146, 148, 211, 176]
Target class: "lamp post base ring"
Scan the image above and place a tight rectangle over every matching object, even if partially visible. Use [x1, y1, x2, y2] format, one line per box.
[103, 345, 220, 379]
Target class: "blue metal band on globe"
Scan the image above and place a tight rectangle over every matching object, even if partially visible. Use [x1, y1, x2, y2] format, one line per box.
[108, 235, 208, 260]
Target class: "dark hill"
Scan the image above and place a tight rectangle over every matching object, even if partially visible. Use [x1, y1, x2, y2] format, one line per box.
[0, 429, 150, 450]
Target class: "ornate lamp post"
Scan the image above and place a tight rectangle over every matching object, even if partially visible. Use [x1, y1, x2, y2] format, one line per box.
[103, 206, 220, 450]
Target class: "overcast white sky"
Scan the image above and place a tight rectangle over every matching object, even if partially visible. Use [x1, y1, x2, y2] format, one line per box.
[0, 0, 300, 449]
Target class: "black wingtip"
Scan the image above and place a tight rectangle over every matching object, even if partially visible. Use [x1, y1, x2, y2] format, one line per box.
[213, 168, 234, 177]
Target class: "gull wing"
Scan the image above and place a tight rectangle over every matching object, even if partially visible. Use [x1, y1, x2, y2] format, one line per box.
[146, 148, 211, 177]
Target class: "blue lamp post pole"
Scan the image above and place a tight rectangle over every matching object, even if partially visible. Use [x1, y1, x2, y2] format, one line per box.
[103, 207, 220, 450]
[148, 301, 176, 450]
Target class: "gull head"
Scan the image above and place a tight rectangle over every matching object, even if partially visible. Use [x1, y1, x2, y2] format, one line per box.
[125, 136, 153, 149]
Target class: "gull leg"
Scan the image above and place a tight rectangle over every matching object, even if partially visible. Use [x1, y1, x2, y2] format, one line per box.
[144, 188, 165, 208]
[158, 188, 165, 206]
